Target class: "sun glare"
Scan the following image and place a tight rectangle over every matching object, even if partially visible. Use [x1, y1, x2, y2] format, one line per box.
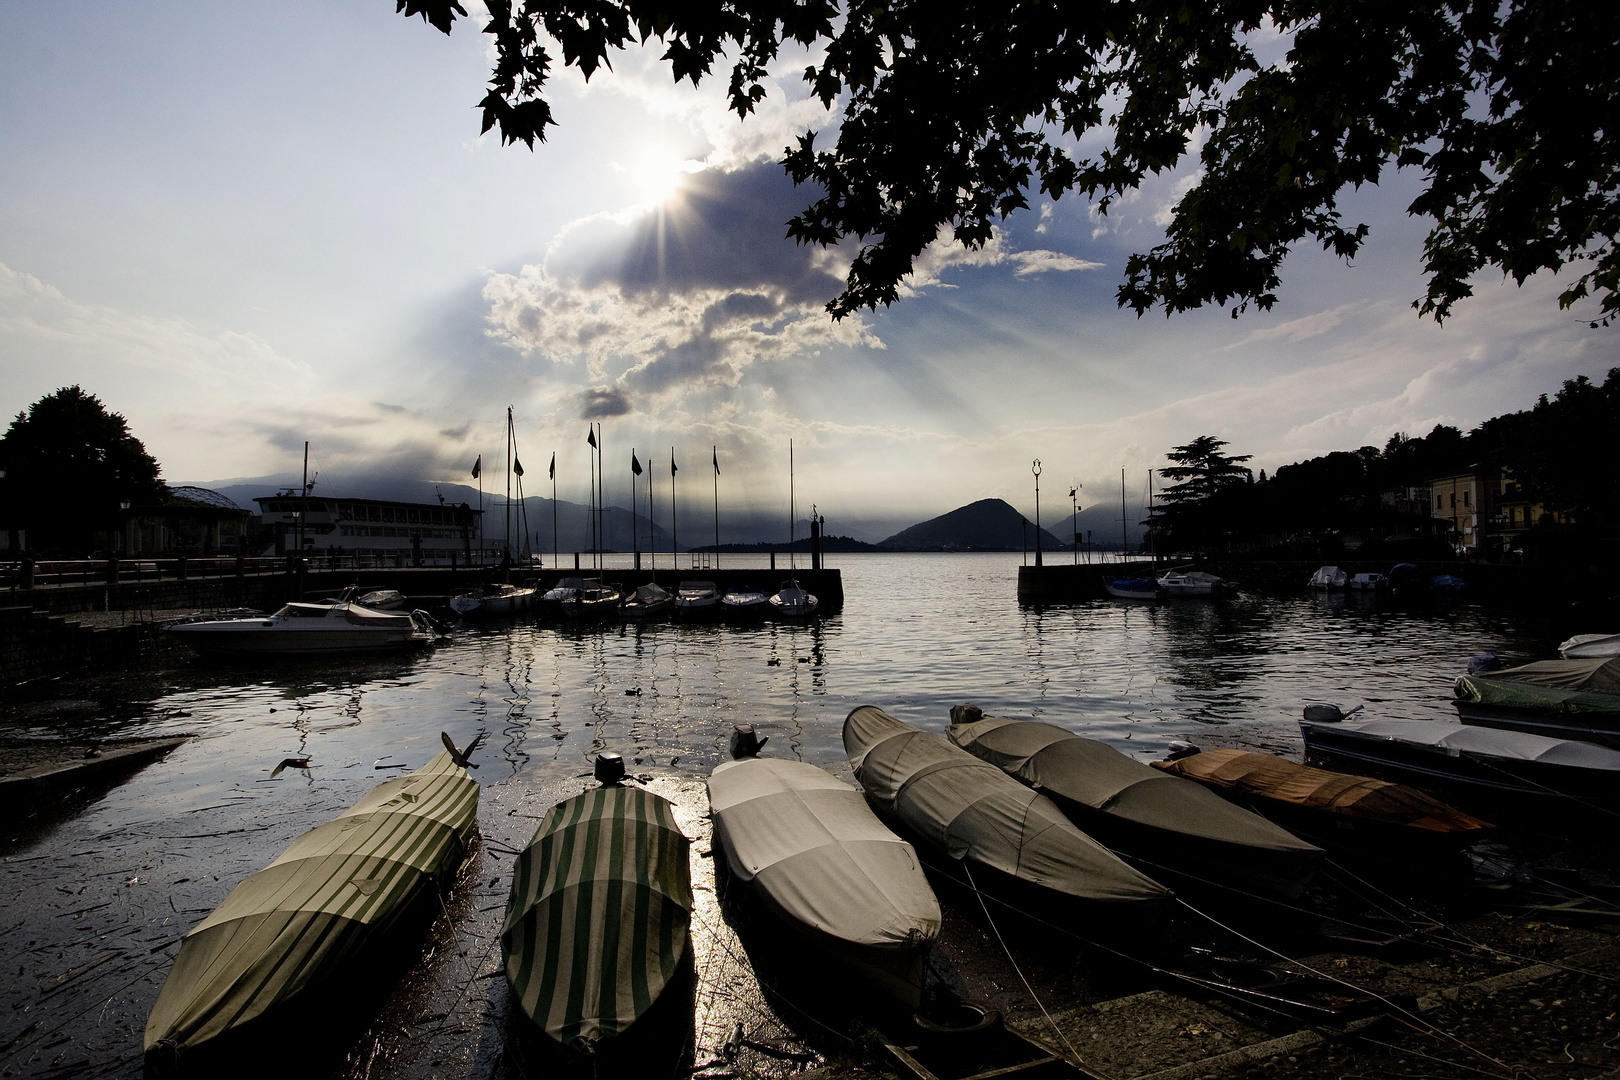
[632, 143, 699, 207]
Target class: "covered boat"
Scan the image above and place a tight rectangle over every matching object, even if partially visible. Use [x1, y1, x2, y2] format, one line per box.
[621, 582, 674, 620]
[947, 708, 1322, 898]
[166, 599, 435, 656]
[449, 581, 538, 617]
[1559, 633, 1620, 659]
[1308, 566, 1347, 589]
[1301, 714, 1620, 816]
[674, 580, 719, 615]
[1104, 577, 1163, 600]
[561, 577, 623, 620]
[708, 754, 940, 1007]
[502, 759, 693, 1058]
[145, 749, 479, 1074]
[1453, 657, 1620, 744]
[1347, 572, 1387, 591]
[721, 585, 770, 618]
[843, 706, 1171, 912]
[541, 576, 585, 606]
[1152, 748, 1491, 854]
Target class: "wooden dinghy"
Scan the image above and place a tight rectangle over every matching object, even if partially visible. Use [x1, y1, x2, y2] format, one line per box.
[144, 748, 479, 1076]
[843, 706, 1171, 916]
[1152, 747, 1492, 856]
[501, 755, 693, 1064]
[708, 749, 941, 1008]
[947, 707, 1322, 899]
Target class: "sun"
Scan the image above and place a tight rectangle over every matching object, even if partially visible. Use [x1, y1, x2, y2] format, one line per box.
[631, 143, 699, 207]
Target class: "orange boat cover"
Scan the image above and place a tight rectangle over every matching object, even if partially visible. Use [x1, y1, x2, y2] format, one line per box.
[1152, 748, 1490, 834]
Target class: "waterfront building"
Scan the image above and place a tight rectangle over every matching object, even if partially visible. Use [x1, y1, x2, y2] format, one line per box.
[254, 494, 483, 566]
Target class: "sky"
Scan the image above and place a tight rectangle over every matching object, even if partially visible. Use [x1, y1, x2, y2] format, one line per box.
[2, 2, 1616, 543]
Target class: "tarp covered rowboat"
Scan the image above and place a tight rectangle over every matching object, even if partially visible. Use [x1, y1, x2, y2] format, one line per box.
[144, 749, 479, 1074]
[708, 756, 940, 1007]
[947, 709, 1322, 898]
[844, 706, 1170, 909]
[501, 782, 692, 1053]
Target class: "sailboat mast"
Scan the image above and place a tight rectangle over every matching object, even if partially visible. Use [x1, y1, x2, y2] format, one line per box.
[788, 439, 796, 575]
[1120, 468, 1126, 561]
[1147, 469, 1155, 563]
[505, 407, 514, 563]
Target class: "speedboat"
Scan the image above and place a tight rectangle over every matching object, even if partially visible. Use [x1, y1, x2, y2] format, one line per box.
[1301, 709, 1620, 819]
[1104, 577, 1163, 600]
[707, 735, 940, 1008]
[621, 582, 674, 620]
[768, 581, 818, 617]
[1158, 569, 1223, 596]
[1560, 633, 1620, 659]
[167, 600, 435, 656]
[1308, 566, 1347, 589]
[947, 706, 1322, 899]
[673, 580, 719, 616]
[449, 582, 538, 618]
[720, 585, 770, 618]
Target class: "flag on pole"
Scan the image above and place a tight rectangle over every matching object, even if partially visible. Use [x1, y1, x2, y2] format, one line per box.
[549, 452, 555, 480]
[631, 452, 643, 476]
[712, 447, 720, 475]
[513, 457, 524, 477]
[587, 428, 597, 448]
[471, 455, 481, 479]
[671, 454, 678, 476]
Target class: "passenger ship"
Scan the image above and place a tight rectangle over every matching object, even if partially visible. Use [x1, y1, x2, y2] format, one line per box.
[254, 493, 486, 566]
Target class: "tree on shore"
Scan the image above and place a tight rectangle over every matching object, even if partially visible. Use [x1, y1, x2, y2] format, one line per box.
[401, 0, 1620, 325]
[1148, 436, 1253, 551]
[0, 387, 166, 555]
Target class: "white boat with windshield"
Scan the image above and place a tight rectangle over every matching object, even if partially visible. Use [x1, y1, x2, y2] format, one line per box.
[167, 599, 435, 656]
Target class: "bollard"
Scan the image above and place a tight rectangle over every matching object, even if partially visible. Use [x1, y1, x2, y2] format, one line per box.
[20, 557, 34, 590]
[770, 551, 776, 571]
[574, 552, 580, 570]
[107, 556, 120, 585]
[235, 553, 245, 578]
[177, 556, 188, 581]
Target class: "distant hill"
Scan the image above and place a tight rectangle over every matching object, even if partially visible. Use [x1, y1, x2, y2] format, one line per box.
[692, 535, 881, 553]
[879, 498, 1068, 551]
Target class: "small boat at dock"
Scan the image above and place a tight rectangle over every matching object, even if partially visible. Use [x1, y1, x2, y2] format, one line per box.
[144, 747, 479, 1074]
[540, 576, 585, 607]
[1560, 633, 1620, 659]
[768, 580, 818, 617]
[501, 754, 693, 1064]
[674, 580, 720, 615]
[1104, 577, 1164, 600]
[1452, 657, 1620, 745]
[620, 582, 673, 620]
[1308, 566, 1347, 590]
[721, 585, 770, 618]
[1158, 568, 1224, 596]
[561, 577, 622, 620]
[947, 706, 1322, 899]
[707, 737, 940, 1008]
[844, 706, 1171, 914]
[167, 598, 435, 656]
[449, 581, 538, 618]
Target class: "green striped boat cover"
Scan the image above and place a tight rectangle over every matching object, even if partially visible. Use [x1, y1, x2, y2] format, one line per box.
[145, 750, 479, 1058]
[502, 784, 692, 1051]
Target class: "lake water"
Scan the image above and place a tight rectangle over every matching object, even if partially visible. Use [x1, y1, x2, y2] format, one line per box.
[0, 553, 1567, 1077]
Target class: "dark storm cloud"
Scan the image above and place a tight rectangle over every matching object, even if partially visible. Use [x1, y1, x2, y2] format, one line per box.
[579, 386, 631, 418]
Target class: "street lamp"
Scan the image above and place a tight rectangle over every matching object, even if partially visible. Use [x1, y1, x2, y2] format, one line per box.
[1032, 459, 1042, 567]
[1069, 483, 1080, 564]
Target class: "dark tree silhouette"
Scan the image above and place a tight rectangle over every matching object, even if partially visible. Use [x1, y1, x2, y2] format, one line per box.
[0, 386, 166, 555]
[400, 0, 1620, 325]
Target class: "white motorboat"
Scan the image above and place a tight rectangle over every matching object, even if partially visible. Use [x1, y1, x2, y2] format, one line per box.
[539, 576, 584, 607]
[1159, 569, 1224, 596]
[621, 582, 673, 620]
[1560, 633, 1620, 659]
[1104, 577, 1164, 600]
[560, 577, 622, 620]
[768, 581, 818, 617]
[674, 580, 720, 615]
[1347, 572, 1387, 591]
[167, 600, 435, 656]
[449, 582, 538, 617]
[721, 585, 770, 617]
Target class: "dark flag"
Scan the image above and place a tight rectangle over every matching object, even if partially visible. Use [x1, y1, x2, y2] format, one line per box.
[712, 447, 720, 475]
[671, 454, 678, 476]
[471, 455, 481, 479]
[631, 452, 643, 476]
[513, 457, 524, 477]
[587, 428, 597, 448]
[549, 452, 555, 480]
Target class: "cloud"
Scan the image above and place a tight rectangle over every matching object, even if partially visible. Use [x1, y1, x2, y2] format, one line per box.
[579, 386, 631, 418]
[1224, 304, 1358, 349]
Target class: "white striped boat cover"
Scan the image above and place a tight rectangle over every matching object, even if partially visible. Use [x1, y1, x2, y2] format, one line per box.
[501, 784, 692, 1050]
[145, 750, 479, 1059]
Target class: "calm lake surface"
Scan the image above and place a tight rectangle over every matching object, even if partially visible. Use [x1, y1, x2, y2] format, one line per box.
[0, 553, 1569, 1077]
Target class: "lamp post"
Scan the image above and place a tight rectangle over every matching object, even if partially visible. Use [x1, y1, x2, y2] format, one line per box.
[1032, 459, 1042, 567]
[1069, 483, 1080, 564]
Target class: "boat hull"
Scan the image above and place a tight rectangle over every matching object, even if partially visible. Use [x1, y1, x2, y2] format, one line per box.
[166, 620, 423, 656]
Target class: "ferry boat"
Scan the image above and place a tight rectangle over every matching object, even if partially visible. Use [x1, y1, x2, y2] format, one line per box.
[254, 494, 484, 567]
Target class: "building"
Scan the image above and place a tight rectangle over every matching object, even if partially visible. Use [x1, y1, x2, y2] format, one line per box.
[254, 494, 482, 566]
[1429, 469, 1494, 555]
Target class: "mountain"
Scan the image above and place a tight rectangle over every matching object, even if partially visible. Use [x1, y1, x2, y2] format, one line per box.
[878, 498, 1068, 551]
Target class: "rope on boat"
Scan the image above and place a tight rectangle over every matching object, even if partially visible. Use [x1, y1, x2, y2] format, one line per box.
[961, 861, 1112, 1080]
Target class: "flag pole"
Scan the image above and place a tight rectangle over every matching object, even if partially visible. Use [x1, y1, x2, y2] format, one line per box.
[631, 448, 639, 570]
[670, 447, 678, 567]
[550, 452, 557, 569]
[712, 445, 720, 570]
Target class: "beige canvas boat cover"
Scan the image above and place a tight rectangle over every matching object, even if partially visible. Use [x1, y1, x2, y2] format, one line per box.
[502, 784, 692, 1050]
[1152, 748, 1489, 833]
[145, 750, 479, 1056]
[948, 714, 1320, 857]
[843, 706, 1169, 905]
[708, 757, 940, 950]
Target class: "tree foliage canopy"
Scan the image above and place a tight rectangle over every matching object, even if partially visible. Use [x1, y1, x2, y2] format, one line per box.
[401, 0, 1620, 323]
[0, 386, 165, 554]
